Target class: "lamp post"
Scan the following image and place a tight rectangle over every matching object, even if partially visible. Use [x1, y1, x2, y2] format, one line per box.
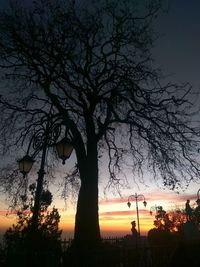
[18, 116, 73, 231]
[197, 189, 200, 201]
[196, 189, 200, 208]
[127, 193, 147, 237]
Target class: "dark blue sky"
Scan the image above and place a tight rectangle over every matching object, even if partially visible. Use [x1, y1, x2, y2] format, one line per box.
[1, 0, 199, 89]
[153, 0, 200, 88]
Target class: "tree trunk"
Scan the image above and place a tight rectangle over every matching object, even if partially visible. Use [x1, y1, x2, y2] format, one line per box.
[73, 143, 101, 249]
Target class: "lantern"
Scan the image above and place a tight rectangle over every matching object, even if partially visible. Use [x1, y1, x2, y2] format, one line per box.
[127, 201, 131, 208]
[55, 137, 73, 164]
[143, 200, 147, 207]
[18, 155, 34, 177]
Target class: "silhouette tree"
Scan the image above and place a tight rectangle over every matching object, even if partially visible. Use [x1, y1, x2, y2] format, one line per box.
[0, 0, 200, 248]
[153, 207, 186, 232]
[3, 186, 62, 266]
[148, 208, 200, 267]
[148, 207, 182, 258]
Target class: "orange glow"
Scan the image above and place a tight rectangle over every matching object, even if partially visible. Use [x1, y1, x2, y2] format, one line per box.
[0, 190, 198, 239]
[0, 212, 17, 234]
[99, 209, 155, 236]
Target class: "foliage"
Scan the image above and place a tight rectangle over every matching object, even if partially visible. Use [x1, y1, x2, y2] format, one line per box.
[148, 205, 200, 265]
[2, 188, 62, 266]
[152, 206, 187, 232]
[148, 207, 185, 248]
[4, 207, 62, 250]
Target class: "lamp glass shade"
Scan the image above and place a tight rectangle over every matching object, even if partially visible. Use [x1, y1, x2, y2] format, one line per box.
[143, 200, 147, 207]
[55, 138, 73, 164]
[18, 155, 34, 176]
[127, 201, 131, 208]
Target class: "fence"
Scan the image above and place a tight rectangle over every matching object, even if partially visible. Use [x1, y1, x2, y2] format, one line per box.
[61, 237, 200, 267]
[61, 236, 148, 251]
[1, 237, 200, 267]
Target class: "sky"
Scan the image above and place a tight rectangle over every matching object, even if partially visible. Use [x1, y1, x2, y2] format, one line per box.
[1, 0, 200, 240]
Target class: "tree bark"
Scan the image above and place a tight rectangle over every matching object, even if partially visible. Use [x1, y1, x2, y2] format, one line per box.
[73, 142, 101, 248]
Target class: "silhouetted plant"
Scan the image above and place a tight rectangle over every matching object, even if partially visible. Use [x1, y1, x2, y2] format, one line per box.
[148, 207, 195, 250]
[149, 207, 200, 267]
[3, 187, 62, 267]
[150, 206, 188, 232]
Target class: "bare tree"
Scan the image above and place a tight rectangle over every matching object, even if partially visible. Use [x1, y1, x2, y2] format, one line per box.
[0, 0, 200, 248]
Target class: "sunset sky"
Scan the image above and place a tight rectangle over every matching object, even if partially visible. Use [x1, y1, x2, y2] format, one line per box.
[0, 185, 199, 239]
[1, 0, 200, 240]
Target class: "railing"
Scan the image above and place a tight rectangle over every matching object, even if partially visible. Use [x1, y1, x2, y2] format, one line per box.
[2, 237, 200, 267]
[61, 238, 73, 252]
[61, 236, 148, 250]
[60, 236, 200, 267]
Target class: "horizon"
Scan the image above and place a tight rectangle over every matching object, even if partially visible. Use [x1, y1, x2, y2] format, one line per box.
[0, 186, 199, 241]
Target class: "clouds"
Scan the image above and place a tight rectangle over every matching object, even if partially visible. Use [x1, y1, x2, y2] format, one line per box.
[98, 190, 198, 234]
[100, 210, 134, 218]
[99, 191, 197, 207]
[0, 190, 198, 237]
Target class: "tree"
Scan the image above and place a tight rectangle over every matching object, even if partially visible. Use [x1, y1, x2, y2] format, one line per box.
[3, 187, 62, 266]
[148, 207, 184, 251]
[148, 208, 200, 266]
[0, 0, 200, 248]
[152, 207, 186, 232]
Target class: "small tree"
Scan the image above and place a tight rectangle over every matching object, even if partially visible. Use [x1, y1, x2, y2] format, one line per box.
[3, 187, 62, 266]
[153, 207, 187, 232]
[148, 208, 200, 266]
[148, 207, 186, 249]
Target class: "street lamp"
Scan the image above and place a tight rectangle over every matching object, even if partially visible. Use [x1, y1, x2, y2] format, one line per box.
[197, 189, 200, 201]
[18, 155, 35, 178]
[196, 189, 200, 207]
[17, 116, 73, 231]
[55, 137, 73, 164]
[127, 193, 147, 237]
